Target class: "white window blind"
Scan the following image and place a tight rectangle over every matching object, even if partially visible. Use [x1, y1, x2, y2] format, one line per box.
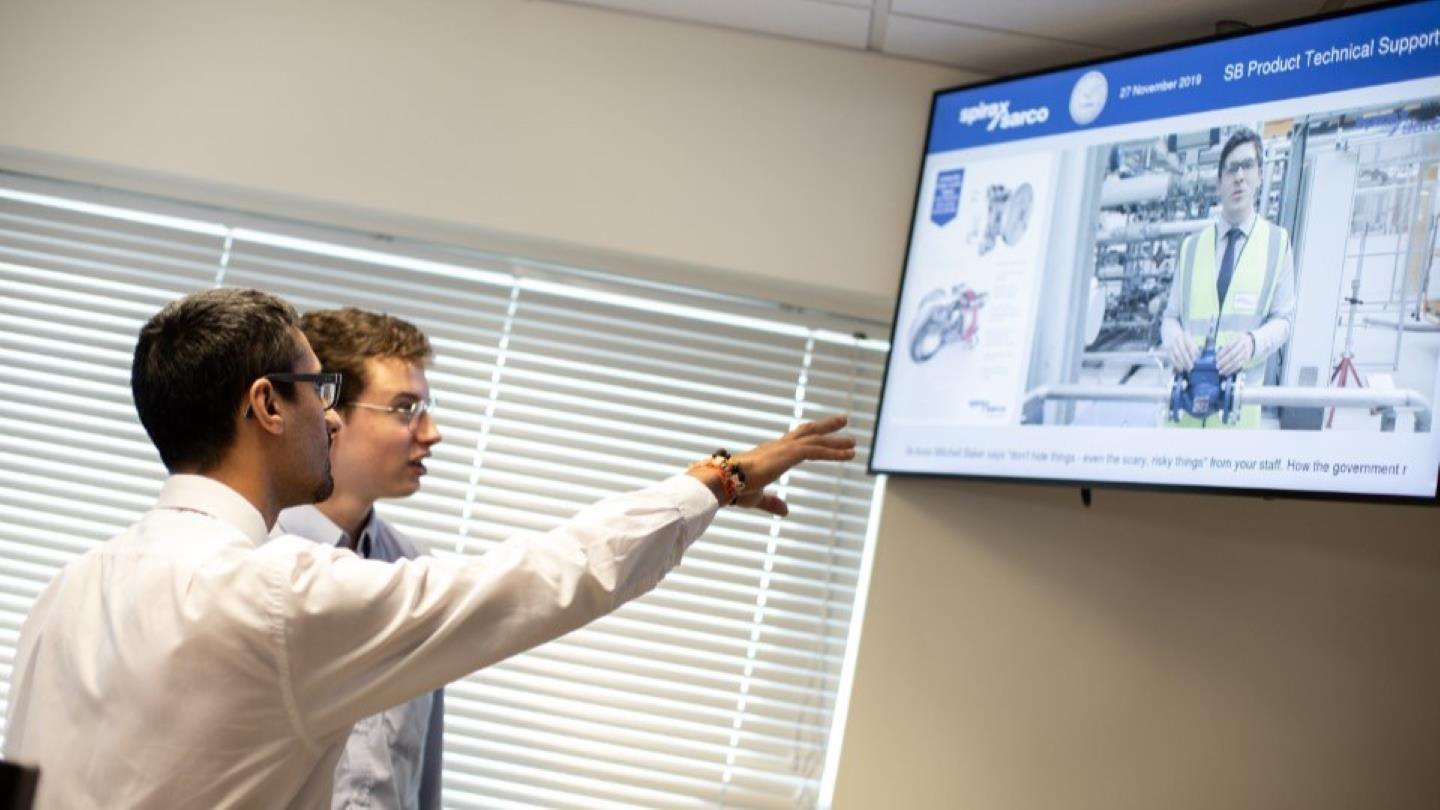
[0, 174, 887, 809]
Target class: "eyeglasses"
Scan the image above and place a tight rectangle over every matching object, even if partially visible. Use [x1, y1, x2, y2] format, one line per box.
[349, 396, 437, 427]
[265, 372, 342, 410]
[1222, 157, 1258, 176]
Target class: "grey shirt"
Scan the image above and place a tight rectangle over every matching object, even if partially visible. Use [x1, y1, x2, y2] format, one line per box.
[274, 505, 444, 810]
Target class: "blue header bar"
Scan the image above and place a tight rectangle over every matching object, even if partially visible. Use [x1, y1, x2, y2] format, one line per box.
[928, 1, 1440, 154]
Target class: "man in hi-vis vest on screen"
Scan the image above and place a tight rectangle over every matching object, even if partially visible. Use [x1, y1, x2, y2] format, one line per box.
[1161, 126, 1298, 428]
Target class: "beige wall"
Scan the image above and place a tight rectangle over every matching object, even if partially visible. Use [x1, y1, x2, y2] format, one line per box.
[4, 1, 1438, 807]
[835, 478, 1440, 809]
[0, 0, 969, 321]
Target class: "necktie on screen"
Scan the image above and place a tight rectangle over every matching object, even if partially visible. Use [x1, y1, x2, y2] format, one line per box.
[1216, 227, 1242, 305]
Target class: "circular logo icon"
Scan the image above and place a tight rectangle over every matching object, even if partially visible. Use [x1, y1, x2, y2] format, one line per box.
[1069, 70, 1108, 126]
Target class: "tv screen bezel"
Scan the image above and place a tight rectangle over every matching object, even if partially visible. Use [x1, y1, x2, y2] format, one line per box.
[868, 0, 1440, 506]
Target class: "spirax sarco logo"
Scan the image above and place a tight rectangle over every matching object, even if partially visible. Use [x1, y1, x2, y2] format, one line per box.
[957, 99, 1050, 131]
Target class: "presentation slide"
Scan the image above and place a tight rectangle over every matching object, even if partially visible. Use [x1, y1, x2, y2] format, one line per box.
[873, 0, 1440, 499]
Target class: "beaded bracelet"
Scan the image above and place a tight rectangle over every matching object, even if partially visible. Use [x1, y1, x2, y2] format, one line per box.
[689, 448, 747, 505]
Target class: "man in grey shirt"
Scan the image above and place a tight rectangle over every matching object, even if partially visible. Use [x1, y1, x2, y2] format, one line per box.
[275, 307, 445, 809]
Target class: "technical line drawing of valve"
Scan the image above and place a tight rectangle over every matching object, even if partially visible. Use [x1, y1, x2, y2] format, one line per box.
[908, 284, 988, 363]
[977, 182, 1034, 255]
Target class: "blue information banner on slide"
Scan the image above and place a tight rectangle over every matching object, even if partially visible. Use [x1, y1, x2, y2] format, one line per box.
[928, 1, 1440, 153]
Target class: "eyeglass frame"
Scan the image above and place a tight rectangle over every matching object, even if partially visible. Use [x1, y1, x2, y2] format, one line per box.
[1221, 157, 1259, 177]
[261, 372, 343, 411]
[347, 396, 438, 427]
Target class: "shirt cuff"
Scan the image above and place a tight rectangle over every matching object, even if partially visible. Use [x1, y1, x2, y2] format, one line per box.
[653, 473, 721, 543]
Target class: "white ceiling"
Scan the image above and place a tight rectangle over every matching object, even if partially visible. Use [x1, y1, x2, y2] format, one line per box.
[545, 0, 1382, 78]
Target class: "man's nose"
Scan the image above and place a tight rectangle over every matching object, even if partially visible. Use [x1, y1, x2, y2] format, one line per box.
[415, 411, 442, 447]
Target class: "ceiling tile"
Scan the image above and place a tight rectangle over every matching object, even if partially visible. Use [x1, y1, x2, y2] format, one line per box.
[543, 0, 1395, 76]
[557, 0, 875, 49]
[882, 13, 1114, 75]
[889, 0, 1379, 53]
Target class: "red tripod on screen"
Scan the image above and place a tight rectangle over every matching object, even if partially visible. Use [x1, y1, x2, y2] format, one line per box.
[1328, 271, 1366, 428]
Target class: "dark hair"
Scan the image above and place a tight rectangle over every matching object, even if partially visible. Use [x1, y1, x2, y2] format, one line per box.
[299, 308, 431, 410]
[132, 288, 302, 472]
[1218, 127, 1263, 176]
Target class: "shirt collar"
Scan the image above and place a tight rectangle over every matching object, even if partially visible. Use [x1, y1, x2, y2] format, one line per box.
[274, 503, 378, 552]
[1219, 208, 1257, 238]
[155, 474, 271, 547]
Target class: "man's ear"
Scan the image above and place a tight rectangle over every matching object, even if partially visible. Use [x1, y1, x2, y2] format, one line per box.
[244, 378, 285, 435]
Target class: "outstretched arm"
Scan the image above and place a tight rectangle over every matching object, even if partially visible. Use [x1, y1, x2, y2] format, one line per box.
[687, 414, 856, 516]
[273, 414, 858, 737]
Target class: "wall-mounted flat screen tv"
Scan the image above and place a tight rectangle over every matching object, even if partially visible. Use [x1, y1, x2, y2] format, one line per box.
[871, 0, 1440, 501]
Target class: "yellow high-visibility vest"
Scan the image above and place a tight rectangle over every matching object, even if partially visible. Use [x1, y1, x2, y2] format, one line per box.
[1171, 218, 1288, 428]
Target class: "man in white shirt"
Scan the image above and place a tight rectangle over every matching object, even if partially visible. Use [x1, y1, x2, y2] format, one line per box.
[273, 308, 445, 810]
[3, 287, 854, 809]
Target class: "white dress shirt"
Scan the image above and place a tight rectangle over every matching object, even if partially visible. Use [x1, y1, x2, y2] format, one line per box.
[5, 473, 716, 809]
